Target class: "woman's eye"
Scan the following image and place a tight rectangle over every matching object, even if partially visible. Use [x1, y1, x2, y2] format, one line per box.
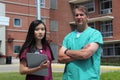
[35, 28, 45, 31]
[41, 28, 45, 31]
[35, 28, 39, 31]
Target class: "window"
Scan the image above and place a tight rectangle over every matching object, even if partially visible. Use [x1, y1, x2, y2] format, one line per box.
[102, 44, 114, 56]
[115, 44, 120, 55]
[14, 46, 21, 54]
[14, 18, 21, 27]
[50, 20, 58, 31]
[0, 41, 1, 52]
[50, 0, 57, 9]
[40, 0, 45, 8]
[102, 43, 120, 57]
[50, 44, 58, 60]
[100, 20, 113, 38]
[88, 22, 95, 28]
[100, 0, 112, 14]
[41, 17, 46, 24]
[35, 0, 45, 8]
[84, 1, 95, 13]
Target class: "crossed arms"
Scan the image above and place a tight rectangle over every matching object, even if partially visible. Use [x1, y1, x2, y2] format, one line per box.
[58, 42, 99, 63]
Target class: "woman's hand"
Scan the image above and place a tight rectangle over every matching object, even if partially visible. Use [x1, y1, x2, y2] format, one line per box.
[39, 60, 50, 69]
[20, 59, 50, 75]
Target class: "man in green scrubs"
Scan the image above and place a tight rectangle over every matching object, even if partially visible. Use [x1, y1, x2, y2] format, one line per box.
[58, 5, 103, 80]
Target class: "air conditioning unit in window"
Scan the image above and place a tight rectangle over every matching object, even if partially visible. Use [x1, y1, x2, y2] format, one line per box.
[101, 9, 112, 14]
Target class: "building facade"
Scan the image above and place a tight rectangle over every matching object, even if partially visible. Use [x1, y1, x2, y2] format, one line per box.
[0, 0, 72, 62]
[0, 0, 120, 62]
[69, 0, 120, 63]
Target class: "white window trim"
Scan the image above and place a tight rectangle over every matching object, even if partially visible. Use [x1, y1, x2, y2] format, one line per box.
[100, 21, 113, 38]
[13, 45, 21, 54]
[102, 43, 120, 57]
[100, 0, 112, 14]
[13, 18, 22, 27]
[40, 0, 45, 8]
[84, 0, 95, 13]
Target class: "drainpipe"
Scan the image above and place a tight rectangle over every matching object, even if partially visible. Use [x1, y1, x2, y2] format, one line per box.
[36, 0, 41, 20]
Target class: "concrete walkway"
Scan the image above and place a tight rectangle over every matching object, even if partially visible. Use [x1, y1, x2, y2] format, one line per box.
[0, 58, 120, 73]
[52, 63, 120, 73]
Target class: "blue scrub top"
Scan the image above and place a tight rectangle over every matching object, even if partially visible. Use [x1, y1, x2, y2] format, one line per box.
[62, 27, 103, 80]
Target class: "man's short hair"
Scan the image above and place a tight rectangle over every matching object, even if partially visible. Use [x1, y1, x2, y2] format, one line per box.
[73, 5, 88, 16]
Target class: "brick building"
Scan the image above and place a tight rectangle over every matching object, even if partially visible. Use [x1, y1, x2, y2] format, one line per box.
[0, 0, 120, 63]
[0, 0, 72, 62]
[69, 0, 120, 63]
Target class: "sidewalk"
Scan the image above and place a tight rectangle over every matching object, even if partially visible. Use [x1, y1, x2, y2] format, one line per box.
[0, 58, 120, 73]
[52, 63, 120, 70]
[6, 58, 120, 70]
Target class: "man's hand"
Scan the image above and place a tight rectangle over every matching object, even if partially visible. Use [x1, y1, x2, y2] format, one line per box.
[66, 43, 99, 60]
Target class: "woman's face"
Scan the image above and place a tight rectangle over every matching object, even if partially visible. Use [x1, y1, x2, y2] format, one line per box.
[34, 23, 45, 40]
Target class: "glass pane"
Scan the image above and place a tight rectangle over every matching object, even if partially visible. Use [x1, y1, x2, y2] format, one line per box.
[115, 43, 120, 55]
[100, 21, 113, 37]
[0, 41, 1, 51]
[15, 19, 20, 26]
[100, 0, 112, 14]
[14, 46, 21, 53]
[40, 0, 45, 7]
[103, 47, 114, 56]
[84, 1, 94, 12]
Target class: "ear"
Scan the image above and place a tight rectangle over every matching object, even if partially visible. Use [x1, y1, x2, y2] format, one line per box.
[87, 15, 89, 19]
[87, 16, 89, 22]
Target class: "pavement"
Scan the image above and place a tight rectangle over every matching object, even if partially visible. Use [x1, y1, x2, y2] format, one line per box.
[52, 63, 120, 73]
[0, 58, 120, 73]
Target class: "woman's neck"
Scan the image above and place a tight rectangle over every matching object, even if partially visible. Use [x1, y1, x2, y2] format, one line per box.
[36, 40, 42, 49]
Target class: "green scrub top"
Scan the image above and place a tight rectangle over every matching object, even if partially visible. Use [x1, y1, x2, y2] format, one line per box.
[62, 27, 103, 80]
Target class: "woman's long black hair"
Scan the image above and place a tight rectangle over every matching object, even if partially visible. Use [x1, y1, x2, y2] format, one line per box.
[19, 20, 54, 60]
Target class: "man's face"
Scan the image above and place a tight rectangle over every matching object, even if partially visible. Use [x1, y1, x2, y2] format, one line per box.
[74, 9, 88, 27]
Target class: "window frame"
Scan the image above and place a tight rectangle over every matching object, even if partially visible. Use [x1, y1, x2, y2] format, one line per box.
[40, 0, 45, 8]
[0, 41, 1, 52]
[100, 20, 113, 38]
[102, 43, 120, 57]
[41, 17, 46, 24]
[50, 43, 58, 60]
[14, 18, 22, 27]
[50, 0, 58, 9]
[50, 20, 58, 32]
[99, 0, 112, 14]
[84, 0, 95, 13]
[88, 22, 96, 28]
[14, 45, 21, 54]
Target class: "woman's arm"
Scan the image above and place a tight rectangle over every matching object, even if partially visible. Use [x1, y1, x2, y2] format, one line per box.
[20, 59, 50, 75]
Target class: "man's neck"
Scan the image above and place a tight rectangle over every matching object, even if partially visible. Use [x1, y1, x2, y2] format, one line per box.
[77, 24, 88, 32]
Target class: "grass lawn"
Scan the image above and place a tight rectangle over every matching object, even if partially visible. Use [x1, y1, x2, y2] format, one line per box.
[0, 71, 120, 80]
[0, 72, 63, 80]
[100, 71, 120, 80]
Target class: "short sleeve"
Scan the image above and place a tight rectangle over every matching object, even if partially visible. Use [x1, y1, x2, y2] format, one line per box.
[62, 36, 68, 48]
[88, 30, 103, 46]
[19, 48, 29, 60]
[62, 32, 74, 49]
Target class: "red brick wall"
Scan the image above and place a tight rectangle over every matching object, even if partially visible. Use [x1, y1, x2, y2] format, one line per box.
[2, 0, 120, 57]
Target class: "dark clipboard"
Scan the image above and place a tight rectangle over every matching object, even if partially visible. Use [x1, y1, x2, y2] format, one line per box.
[26, 53, 48, 76]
